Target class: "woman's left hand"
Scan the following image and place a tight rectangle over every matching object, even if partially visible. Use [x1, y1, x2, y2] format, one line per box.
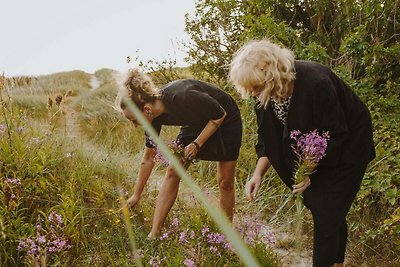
[292, 175, 311, 194]
[184, 142, 199, 160]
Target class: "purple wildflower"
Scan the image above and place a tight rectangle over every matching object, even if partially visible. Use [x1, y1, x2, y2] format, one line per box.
[209, 246, 218, 253]
[37, 235, 46, 244]
[17, 240, 28, 251]
[18, 212, 71, 259]
[290, 130, 330, 165]
[179, 231, 187, 243]
[48, 211, 63, 225]
[183, 258, 196, 267]
[235, 216, 277, 247]
[153, 148, 170, 166]
[261, 230, 277, 246]
[206, 232, 226, 244]
[290, 130, 301, 140]
[171, 217, 180, 228]
[153, 139, 192, 167]
[159, 231, 169, 241]
[224, 242, 234, 251]
[201, 226, 209, 236]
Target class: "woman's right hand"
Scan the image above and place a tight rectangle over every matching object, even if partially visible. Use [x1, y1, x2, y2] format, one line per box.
[245, 175, 262, 201]
[127, 194, 140, 208]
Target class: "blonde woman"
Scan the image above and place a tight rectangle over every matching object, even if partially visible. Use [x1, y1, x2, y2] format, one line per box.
[229, 39, 375, 267]
[120, 69, 242, 238]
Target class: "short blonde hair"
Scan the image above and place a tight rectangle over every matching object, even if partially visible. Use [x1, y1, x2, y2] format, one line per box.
[120, 68, 159, 110]
[229, 39, 295, 108]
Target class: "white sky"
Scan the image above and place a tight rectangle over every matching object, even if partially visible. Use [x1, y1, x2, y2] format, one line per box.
[0, 0, 195, 76]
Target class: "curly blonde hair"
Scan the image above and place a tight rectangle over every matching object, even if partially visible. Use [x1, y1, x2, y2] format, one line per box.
[120, 68, 159, 110]
[229, 39, 296, 108]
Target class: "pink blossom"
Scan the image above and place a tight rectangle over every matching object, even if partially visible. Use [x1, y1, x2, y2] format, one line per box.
[209, 246, 218, 253]
[179, 231, 187, 243]
[171, 217, 180, 228]
[201, 226, 209, 236]
[48, 211, 63, 225]
[159, 232, 169, 241]
[183, 258, 195, 267]
[290, 130, 330, 165]
[290, 130, 301, 140]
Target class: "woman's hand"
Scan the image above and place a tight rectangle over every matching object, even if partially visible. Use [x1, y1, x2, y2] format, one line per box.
[292, 176, 311, 194]
[184, 142, 200, 160]
[245, 175, 262, 201]
[127, 194, 140, 208]
[185, 113, 225, 161]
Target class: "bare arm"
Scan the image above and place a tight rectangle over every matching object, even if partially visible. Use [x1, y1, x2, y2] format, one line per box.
[184, 112, 227, 158]
[252, 156, 271, 179]
[127, 147, 156, 207]
[245, 157, 272, 201]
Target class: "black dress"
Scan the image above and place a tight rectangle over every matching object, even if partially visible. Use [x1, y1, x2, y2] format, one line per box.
[145, 79, 242, 162]
[255, 61, 375, 236]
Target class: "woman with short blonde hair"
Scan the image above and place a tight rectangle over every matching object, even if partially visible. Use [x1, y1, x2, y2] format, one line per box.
[230, 39, 375, 267]
[229, 39, 296, 107]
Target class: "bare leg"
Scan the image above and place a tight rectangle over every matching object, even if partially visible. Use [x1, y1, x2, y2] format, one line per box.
[217, 160, 236, 222]
[148, 166, 181, 238]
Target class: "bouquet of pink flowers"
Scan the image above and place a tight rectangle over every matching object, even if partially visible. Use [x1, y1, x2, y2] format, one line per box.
[290, 129, 330, 259]
[290, 129, 330, 184]
[153, 139, 194, 168]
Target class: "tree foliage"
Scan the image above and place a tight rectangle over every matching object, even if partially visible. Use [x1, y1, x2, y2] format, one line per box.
[184, 0, 400, 92]
[183, 0, 400, 263]
[184, 0, 245, 87]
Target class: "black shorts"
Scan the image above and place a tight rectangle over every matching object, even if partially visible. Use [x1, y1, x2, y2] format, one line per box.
[177, 105, 242, 162]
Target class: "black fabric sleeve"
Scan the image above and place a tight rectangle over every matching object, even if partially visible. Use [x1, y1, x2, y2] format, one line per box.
[254, 105, 267, 159]
[186, 89, 226, 120]
[312, 79, 349, 167]
[145, 121, 162, 148]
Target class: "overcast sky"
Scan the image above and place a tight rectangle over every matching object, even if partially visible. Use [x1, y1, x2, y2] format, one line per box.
[0, 0, 195, 76]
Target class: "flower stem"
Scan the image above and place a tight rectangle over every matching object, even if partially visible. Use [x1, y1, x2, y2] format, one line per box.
[294, 194, 304, 263]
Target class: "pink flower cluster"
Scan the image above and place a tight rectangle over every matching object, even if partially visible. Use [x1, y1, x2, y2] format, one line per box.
[235, 217, 277, 247]
[154, 216, 276, 266]
[17, 211, 71, 258]
[290, 130, 330, 165]
[152, 139, 193, 167]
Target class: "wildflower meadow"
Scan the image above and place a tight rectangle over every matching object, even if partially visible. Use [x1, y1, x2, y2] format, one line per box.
[1, 1, 400, 265]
